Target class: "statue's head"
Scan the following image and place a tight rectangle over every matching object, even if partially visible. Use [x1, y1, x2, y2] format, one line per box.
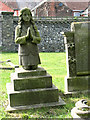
[19, 8, 33, 23]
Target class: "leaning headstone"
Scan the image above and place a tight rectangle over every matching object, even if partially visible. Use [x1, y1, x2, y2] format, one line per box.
[6, 8, 65, 111]
[62, 21, 90, 94]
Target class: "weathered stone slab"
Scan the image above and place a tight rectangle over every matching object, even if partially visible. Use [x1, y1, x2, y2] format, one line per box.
[6, 83, 60, 107]
[65, 76, 90, 93]
[0, 66, 14, 70]
[15, 67, 46, 78]
[63, 21, 90, 94]
[6, 96, 65, 111]
[11, 73, 52, 91]
[73, 22, 90, 75]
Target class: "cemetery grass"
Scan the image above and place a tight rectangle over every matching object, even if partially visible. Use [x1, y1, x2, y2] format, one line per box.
[0, 52, 89, 119]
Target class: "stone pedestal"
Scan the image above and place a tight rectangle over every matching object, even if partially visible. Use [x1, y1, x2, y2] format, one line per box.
[6, 67, 65, 111]
[63, 22, 90, 94]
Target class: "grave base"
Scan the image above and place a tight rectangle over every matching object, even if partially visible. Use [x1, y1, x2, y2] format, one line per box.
[65, 76, 90, 94]
[6, 67, 65, 111]
[6, 96, 64, 111]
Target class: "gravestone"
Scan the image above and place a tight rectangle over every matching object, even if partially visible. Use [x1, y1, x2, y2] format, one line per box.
[63, 21, 90, 94]
[6, 8, 65, 111]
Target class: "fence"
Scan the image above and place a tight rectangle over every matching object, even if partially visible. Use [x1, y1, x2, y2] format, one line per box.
[0, 12, 88, 52]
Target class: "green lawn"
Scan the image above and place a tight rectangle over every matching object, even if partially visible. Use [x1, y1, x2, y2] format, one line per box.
[0, 52, 89, 119]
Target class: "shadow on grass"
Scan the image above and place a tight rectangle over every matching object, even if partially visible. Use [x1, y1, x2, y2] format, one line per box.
[4, 91, 89, 119]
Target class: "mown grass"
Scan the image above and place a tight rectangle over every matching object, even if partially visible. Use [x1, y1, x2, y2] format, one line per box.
[0, 52, 89, 119]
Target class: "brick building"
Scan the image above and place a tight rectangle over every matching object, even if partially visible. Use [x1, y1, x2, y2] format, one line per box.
[32, 0, 72, 17]
[0, 0, 19, 16]
[0, 0, 89, 17]
[32, 0, 89, 17]
[64, 1, 89, 17]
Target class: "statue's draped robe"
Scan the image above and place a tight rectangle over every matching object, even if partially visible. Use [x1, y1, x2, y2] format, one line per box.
[15, 24, 41, 67]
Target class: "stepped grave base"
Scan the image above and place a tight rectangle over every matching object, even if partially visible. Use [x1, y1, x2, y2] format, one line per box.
[6, 67, 65, 111]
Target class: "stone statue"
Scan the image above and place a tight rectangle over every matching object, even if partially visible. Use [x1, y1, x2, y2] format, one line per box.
[15, 8, 41, 70]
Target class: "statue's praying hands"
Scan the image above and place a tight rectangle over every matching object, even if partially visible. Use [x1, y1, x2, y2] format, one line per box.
[15, 8, 41, 70]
